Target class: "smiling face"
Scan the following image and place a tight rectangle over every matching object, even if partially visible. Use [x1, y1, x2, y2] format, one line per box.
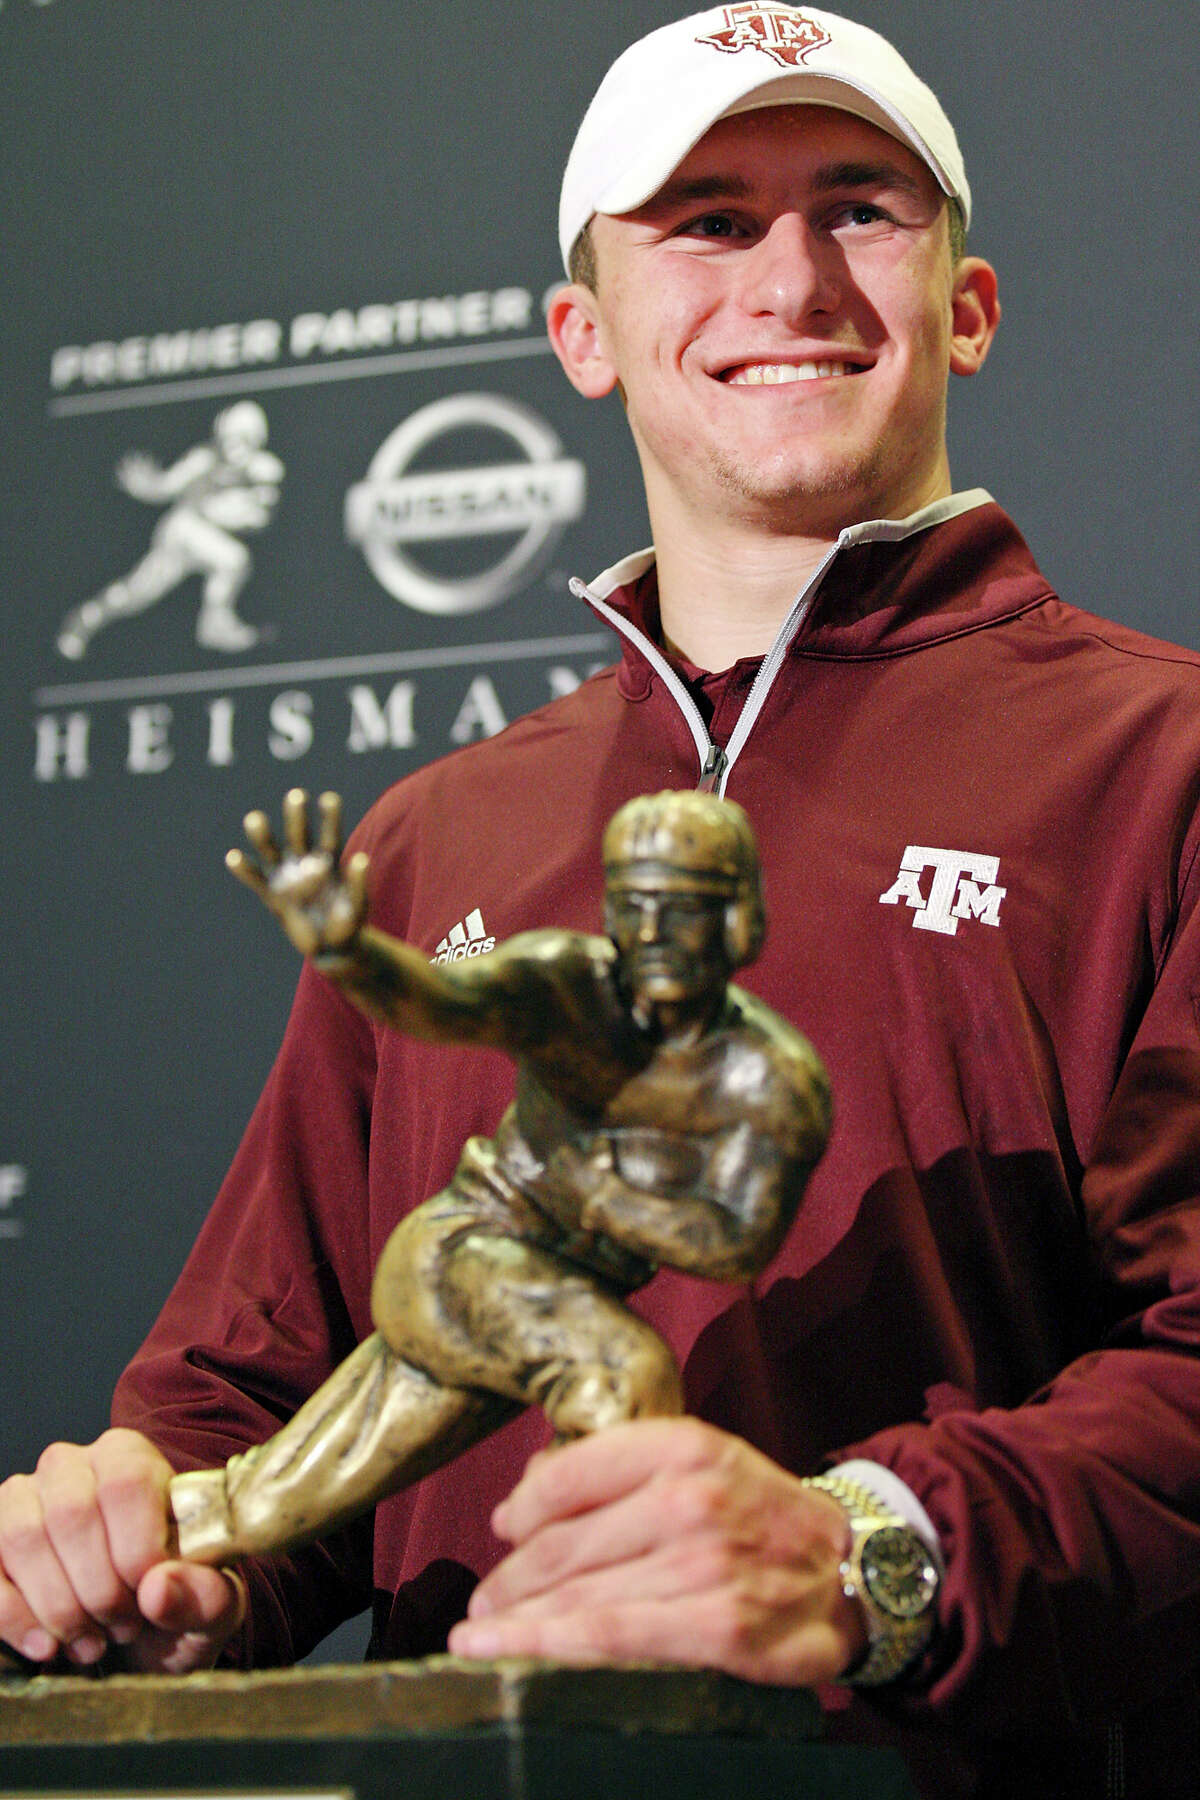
[550, 105, 998, 542]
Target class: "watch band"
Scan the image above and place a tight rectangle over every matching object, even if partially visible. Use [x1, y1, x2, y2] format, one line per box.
[803, 1472, 940, 1686]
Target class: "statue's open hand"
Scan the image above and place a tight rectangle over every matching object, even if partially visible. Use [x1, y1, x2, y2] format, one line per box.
[115, 451, 161, 498]
[226, 788, 369, 957]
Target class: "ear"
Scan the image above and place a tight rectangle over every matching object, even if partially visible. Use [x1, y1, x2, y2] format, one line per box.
[723, 898, 758, 968]
[948, 256, 1001, 377]
[547, 282, 621, 399]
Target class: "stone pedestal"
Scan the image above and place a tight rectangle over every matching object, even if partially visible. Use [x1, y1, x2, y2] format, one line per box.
[0, 1658, 917, 1798]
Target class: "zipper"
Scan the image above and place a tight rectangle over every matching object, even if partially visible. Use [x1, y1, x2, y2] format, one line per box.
[697, 743, 727, 794]
[571, 538, 840, 797]
[718, 539, 840, 776]
[569, 577, 720, 787]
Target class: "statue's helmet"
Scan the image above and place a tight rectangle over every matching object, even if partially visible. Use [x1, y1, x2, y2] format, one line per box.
[603, 790, 765, 967]
[214, 400, 269, 451]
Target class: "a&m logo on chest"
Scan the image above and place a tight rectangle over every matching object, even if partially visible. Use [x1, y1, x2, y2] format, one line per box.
[880, 846, 1007, 936]
[696, 6, 832, 68]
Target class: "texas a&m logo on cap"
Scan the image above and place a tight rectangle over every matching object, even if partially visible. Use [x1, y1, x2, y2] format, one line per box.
[696, 5, 831, 68]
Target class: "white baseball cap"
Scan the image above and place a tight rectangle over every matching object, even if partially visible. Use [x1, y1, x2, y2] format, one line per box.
[559, 5, 970, 272]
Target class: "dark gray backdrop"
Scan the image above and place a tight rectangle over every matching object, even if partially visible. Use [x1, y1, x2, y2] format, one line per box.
[2, 1, 1196, 1657]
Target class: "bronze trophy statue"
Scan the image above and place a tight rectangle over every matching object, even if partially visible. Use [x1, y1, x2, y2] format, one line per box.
[169, 788, 831, 1566]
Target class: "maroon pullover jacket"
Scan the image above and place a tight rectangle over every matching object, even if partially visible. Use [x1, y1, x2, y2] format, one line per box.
[116, 499, 1200, 1798]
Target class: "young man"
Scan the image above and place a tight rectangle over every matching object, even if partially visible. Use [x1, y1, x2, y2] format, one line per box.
[3, 9, 1199, 1794]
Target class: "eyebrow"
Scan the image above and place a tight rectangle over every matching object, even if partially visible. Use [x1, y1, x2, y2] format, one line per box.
[641, 159, 930, 216]
[810, 160, 930, 204]
[640, 174, 754, 213]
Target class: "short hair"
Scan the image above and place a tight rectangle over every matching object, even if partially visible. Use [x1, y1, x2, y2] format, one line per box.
[568, 194, 967, 294]
[568, 220, 598, 291]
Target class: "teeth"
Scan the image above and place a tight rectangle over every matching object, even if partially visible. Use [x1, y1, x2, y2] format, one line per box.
[728, 360, 854, 385]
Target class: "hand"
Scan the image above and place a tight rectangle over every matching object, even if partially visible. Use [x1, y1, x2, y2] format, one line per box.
[447, 1418, 866, 1687]
[114, 452, 161, 499]
[0, 1430, 244, 1675]
[227, 789, 369, 958]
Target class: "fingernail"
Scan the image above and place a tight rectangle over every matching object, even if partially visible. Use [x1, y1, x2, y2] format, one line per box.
[67, 1632, 107, 1665]
[21, 1629, 58, 1662]
[109, 1622, 139, 1646]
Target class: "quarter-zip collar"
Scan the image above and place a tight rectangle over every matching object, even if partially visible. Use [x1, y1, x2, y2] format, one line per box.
[570, 491, 1046, 795]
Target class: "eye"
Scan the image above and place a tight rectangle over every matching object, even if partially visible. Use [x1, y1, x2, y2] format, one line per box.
[663, 896, 711, 919]
[678, 211, 744, 240]
[838, 200, 888, 227]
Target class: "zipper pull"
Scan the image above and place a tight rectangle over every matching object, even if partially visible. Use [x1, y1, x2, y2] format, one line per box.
[696, 743, 727, 794]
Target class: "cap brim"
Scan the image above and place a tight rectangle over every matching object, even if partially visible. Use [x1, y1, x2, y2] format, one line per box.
[595, 72, 958, 217]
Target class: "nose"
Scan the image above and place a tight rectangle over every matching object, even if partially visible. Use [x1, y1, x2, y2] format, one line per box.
[738, 213, 840, 325]
[636, 898, 662, 942]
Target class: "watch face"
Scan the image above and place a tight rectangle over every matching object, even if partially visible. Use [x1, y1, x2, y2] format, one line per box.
[861, 1525, 939, 1620]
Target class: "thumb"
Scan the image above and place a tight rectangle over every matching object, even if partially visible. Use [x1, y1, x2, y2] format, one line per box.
[133, 1561, 246, 1673]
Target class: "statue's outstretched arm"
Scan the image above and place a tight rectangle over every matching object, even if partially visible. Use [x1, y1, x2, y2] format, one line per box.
[228, 789, 524, 1048]
[116, 444, 213, 502]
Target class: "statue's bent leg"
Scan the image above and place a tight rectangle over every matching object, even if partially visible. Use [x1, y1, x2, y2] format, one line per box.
[56, 544, 187, 658]
[372, 1205, 684, 1438]
[170, 1330, 517, 1564]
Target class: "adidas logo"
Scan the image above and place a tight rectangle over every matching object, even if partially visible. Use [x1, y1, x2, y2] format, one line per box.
[431, 908, 497, 966]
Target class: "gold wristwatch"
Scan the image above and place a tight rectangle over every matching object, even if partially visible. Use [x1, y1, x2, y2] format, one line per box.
[804, 1472, 940, 1686]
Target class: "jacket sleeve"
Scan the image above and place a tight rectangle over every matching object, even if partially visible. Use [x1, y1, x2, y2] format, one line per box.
[112, 959, 381, 1667]
[844, 834, 1200, 1734]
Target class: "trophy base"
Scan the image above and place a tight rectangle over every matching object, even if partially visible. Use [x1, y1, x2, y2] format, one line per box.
[0, 1656, 917, 1798]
